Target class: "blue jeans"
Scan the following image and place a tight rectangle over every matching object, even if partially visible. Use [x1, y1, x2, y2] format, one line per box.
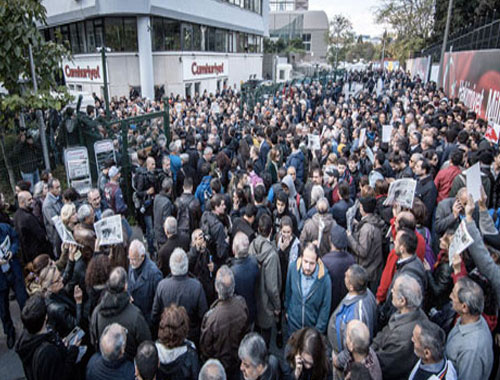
[0, 269, 28, 335]
[21, 169, 40, 192]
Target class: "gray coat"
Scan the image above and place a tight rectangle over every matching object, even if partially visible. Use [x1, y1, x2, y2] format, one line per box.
[249, 235, 281, 329]
[446, 316, 493, 380]
[347, 213, 385, 284]
[300, 212, 336, 256]
[42, 192, 62, 247]
[372, 308, 429, 380]
[153, 192, 175, 247]
[434, 198, 480, 236]
[327, 289, 377, 353]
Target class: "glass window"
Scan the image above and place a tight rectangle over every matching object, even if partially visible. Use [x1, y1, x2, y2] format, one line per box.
[69, 23, 80, 54]
[76, 22, 87, 53]
[302, 33, 311, 52]
[215, 29, 226, 52]
[86, 20, 96, 52]
[165, 19, 181, 50]
[94, 19, 104, 49]
[105, 18, 123, 51]
[182, 24, 193, 51]
[193, 24, 202, 51]
[123, 17, 138, 51]
[206, 27, 216, 52]
[152, 17, 165, 51]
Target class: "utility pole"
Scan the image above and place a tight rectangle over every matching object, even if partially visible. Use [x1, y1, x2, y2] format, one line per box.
[98, 46, 111, 120]
[28, 44, 51, 171]
[381, 30, 386, 68]
[438, 0, 454, 88]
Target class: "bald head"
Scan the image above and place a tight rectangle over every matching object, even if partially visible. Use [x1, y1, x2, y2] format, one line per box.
[146, 156, 156, 172]
[18, 191, 33, 210]
[396, 211, 416, 231]
[100, 323, 127, 361]
[346, 320, 370, 355]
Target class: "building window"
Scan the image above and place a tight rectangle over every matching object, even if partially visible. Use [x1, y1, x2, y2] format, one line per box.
[302, 33, 311, 51]
[182, 24, 193, 50]
[279, 70, 285, 80]
[105, 17, 138, 52]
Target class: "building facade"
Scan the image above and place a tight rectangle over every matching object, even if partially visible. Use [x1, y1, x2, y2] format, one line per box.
[269, 0, 308, 11]
[269, 10, 328, 63]
[41, 0, 269, 99]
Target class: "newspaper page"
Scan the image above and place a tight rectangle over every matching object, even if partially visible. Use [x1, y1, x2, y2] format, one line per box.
[94, 215, 123, 246]
[346, 200, 359, 234]
[359, 128, 366, 147]
[383, 178, 417, 209]
[466, 162, 481, 202]
[0, 235, 10, 272]
[366, 147, 375, 164]
[307, 134, 321, 151]
[52, 215, 79, 246]
[448, 220, 474, 265]
[382, 125, 393, 143]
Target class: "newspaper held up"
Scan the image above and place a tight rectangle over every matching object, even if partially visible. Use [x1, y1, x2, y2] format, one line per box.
[52, 215, 80, 246]
[382, 125, 393, 143]
[448, 220, 474, 265]
[307, 134, 321, 151]
[359, 128, 366, 147]
[346, 200, 359, 234]
[0, 235, 11, 272]
[466, 162, 481, 202]
[94, 215, 123, 246]
[383, 178, 417, 209]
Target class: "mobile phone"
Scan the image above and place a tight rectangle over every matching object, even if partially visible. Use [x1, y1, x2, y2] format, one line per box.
[66, 326, 85, 346]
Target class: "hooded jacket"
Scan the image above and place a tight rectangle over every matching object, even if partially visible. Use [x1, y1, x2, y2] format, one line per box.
[90, 291, 151, 360]
[200, 210, 229, 264]
[281, 175, 307, 226]
[300, 212, 337, 256]
[347, 213, 385, 285]
[285, 149, 305, 181]
[156, 340, 200, 380]
[15, 329, 78, 380]
[249, 235, 282, 329]
[285, 257, 332, 334]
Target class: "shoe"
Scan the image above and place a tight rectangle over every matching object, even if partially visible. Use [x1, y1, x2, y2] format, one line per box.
[7, 330, 15, 349]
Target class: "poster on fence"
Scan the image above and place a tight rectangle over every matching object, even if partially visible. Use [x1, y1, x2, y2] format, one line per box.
[94, 215, 123, 246]
[64, 147, 92, 196]
[94, 140, 116, 172]
[384, 178, 417, 209]
[448, 220, 474, 264]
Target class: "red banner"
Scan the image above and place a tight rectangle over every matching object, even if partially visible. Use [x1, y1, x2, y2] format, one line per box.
[440, 49, 500, 125]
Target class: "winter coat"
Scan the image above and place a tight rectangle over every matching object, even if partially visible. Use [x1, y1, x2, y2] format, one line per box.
[90, 291, 152, 360]
[372, 308, 429, 380]
[156, 340, 200, 380]
[285, 257, 332, 334]
[0, 223, 23, 292]
[330, 199, 353, 229]
[327, 289, 377, 353]
[230, 255, 259, 325]
[286, 150, 305, 181]
[42, 192, 62, 248]
[157, 233, 191, 277]
[416, 175, 438, 226]
[174, 192, 201, 236]
[434, 198, 479, 236]
[426, 257, 454, 310]
[249, 235, 282, 329]
[13, 207, 52, 264]
[127, 257, 163, 326]
[300, 212, 337, 257]
[347, 213, 385, 285]
[86, 353, 135, 380]
[200, 295, 249, 375]
[153, 192, 175, 247]
[408, 358, 457, 380]
[15, 329, 78, 380]
[281, 175, 307, 227]
[200, 211, 229, 265]
[321, 250, 355, 312]
[434, 165, 461, 203]
[192, 248, 217, 305]
[152, 274, 208, 342]
[45, 290, 81, 337]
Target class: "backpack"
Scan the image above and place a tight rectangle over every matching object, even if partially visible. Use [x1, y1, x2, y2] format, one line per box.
[176, 195, 196, 233]
[335, 300, 362, 350]
[196, 177, 213, 211]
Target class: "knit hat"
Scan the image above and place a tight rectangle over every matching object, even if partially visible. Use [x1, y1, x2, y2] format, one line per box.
[330, 225, 348, 250]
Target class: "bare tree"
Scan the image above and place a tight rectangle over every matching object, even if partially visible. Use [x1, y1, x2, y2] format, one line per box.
[329, 14, 354, 69]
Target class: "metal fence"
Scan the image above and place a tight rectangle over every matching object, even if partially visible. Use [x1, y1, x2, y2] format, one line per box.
[416, 10, 500, 62]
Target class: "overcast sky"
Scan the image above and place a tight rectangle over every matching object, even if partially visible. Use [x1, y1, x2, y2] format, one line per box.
[308, 0, 385, 37]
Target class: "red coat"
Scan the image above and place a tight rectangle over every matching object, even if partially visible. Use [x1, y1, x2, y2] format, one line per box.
[434, 165, 461, 203]
[375, 219, 426, 303]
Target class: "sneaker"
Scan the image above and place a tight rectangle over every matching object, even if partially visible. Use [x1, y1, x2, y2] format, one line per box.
[7, 330, 15, 349]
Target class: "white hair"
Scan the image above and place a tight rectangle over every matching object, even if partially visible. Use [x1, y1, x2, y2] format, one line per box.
[129, 239, 146, 257]
[170, 248, 188, 276]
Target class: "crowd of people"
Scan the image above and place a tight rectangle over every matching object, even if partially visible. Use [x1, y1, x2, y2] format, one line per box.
[1, 68, 500, 380]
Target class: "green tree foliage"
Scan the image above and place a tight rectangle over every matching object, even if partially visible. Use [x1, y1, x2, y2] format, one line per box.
[375, 0, 435, 61]
[327, 14, 355, 67]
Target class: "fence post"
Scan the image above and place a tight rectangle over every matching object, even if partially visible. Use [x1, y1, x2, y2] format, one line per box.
[120, 119, 132, 214]
[163, 100, 170, 145]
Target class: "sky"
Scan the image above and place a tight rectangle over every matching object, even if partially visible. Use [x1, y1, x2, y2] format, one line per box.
[308, 0, 386, 37]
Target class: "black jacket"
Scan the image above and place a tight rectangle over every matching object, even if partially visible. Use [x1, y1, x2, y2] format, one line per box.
[157, 233, 191, 277]
[416, 175, 438, 227]
[15, 330, 79, 380]
[156, 341, 200, 380]
[90, 291, 152, 360]
[46, 290, 82, 337]
[200, 211, 229, 265]
[425, 259, 454, 310]
[175, 193, 201, 236]
[13, 207, 52, 264]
